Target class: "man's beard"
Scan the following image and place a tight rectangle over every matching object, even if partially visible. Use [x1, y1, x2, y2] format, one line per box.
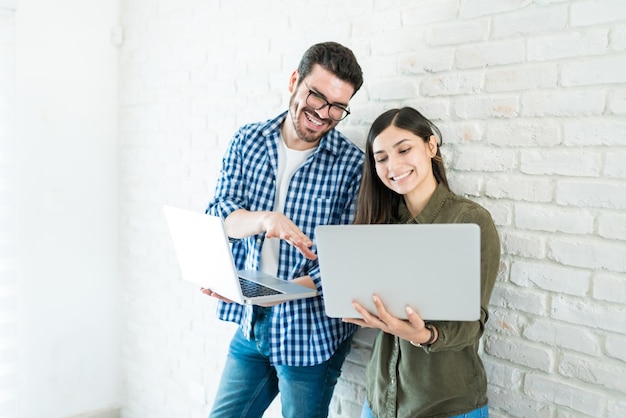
[288, 96, 335, 144]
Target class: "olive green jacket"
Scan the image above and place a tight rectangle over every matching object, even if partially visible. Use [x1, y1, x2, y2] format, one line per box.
[366, 184, 501, 418]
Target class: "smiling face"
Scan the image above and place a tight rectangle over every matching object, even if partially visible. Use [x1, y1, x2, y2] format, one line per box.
[283, 64, 355, 150]
[372, 125, 439, 212]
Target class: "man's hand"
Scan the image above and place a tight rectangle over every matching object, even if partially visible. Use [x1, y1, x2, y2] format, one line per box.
[224, 209, 317, 260]
[200, 288, 235, 303]
[261, 212, 317, 260]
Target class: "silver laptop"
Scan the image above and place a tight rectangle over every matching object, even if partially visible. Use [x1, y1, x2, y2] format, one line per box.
[315, 224, 480, 321]
[164, 205, 318, 304]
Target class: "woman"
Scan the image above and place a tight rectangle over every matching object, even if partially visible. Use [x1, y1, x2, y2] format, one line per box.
[344, 107, 500, 418]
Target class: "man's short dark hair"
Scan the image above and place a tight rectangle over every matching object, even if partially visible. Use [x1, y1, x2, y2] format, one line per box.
[297, 42, 364, 96]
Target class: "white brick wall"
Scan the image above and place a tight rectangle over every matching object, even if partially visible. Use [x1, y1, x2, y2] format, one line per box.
[119, 1, 626, 417]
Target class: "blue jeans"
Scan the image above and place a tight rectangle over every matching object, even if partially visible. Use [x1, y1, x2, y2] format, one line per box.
[360, 400, 488, 418]
[209, 309, 352, 418]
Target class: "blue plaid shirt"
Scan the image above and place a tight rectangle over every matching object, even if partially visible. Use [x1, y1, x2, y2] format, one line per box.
[206, 111, 363, 366]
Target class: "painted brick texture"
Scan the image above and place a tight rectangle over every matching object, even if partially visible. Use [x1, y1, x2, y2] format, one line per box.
[119, 1, 626, 417]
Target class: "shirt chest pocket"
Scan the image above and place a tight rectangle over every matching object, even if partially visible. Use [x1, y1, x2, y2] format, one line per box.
[288, 164, 346, 225]
[307, 193, 340, 226]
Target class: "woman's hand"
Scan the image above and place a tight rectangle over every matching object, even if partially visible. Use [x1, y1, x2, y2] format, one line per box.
[343, 294, 436, 345]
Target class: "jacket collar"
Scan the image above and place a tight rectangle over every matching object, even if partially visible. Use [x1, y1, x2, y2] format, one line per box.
[397, 183, 451, 224]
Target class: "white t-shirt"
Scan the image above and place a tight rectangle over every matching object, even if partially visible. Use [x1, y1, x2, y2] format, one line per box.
[259, 136, 315, 276]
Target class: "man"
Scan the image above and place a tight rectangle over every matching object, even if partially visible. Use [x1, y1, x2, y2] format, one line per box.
[203, 42, 364, 418]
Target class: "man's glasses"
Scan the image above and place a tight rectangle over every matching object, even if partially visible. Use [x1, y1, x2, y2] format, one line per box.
[304, 83, 350, 121]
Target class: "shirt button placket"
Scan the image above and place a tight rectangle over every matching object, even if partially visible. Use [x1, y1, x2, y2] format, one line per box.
[385, 337, 400, 416]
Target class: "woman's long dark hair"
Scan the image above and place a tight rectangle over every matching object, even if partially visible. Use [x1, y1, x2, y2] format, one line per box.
[353, 107, 449, 225]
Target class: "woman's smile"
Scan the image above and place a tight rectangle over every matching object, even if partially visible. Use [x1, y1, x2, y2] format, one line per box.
[391, 169, 413, 182]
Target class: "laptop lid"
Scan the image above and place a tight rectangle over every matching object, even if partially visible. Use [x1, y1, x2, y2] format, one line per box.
[315, 224, 480, 321]
[163, 205, 317, 304]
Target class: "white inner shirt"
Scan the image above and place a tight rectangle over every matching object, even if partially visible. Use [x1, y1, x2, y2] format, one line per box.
[259, 136, 315, 276]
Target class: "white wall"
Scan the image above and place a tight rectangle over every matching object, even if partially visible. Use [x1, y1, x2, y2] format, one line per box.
[0, 2, 18, 417]
[15, 0, 121, 417]
[118, 1, 626, 417]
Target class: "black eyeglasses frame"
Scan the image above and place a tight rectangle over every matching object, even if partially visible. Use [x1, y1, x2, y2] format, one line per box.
[303, 83, 351, 122]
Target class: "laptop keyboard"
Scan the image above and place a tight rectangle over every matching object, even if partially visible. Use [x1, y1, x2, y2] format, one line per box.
[239, 277, 283, 297]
